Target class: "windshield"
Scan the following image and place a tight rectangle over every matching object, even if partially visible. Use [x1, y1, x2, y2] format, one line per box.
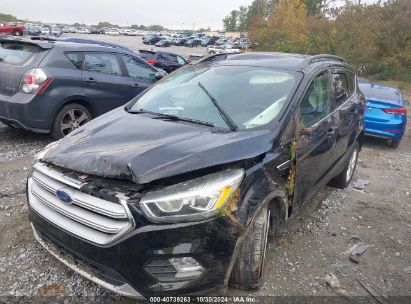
[129, 64, 300, 130]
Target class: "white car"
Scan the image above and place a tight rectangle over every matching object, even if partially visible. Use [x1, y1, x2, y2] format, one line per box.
[76, 28, 89, 34]
[124, 29, 138, 36]
[40, 27, 50, 35]
[207, 45, 224, 54]
[224, 48, 241, 54]
[106, 29, 120, 36]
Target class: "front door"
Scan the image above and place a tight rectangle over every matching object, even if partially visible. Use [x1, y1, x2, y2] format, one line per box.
[119, 54, 158, 98]
[294, 71, 338, 206]
[82, 52, 131, 115]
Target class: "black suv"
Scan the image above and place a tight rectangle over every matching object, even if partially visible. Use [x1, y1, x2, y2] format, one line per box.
[28, 53, 365, 299]
[138, 50, 188, 73]
[0, 37, 164, 139]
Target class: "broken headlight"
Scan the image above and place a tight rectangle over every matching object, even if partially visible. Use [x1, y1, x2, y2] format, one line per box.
[139, 169, 244, 223]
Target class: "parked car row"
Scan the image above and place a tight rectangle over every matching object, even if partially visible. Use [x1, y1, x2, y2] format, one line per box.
[142, 33, 249, 50]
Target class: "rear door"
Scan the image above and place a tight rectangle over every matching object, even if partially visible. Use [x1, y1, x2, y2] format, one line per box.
[82, 52, 131, 114]
[331, 69, 359, 161]
[119, 54, 158, 98]
[294, 70, 338, 205]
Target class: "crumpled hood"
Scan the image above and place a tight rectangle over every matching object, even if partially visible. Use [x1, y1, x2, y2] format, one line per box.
[43, 108, 275, 184]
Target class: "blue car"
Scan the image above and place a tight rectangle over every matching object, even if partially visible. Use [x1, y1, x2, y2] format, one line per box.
[359, 82, 407, 148]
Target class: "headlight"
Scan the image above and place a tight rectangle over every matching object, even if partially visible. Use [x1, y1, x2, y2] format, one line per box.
[139, 169, 244, 223]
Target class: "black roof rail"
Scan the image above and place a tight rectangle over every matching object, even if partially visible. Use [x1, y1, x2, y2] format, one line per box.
[300, 54, 346, 69]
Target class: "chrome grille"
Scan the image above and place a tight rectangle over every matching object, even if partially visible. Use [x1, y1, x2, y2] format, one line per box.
[28, 162, 135, 245]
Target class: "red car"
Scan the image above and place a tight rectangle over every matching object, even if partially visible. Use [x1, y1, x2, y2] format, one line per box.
[0, 22, 24, 36]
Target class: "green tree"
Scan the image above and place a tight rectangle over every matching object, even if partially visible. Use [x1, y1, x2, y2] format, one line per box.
[0, 12, 18, 22]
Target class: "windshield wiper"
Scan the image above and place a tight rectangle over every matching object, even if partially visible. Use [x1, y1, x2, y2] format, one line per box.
[197, 82, 237, 131]
[128, 109, 215, 128]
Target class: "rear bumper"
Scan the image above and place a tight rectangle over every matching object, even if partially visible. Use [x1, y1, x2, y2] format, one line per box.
[0, 93, 55, 132]
[365, 117, 406, 142]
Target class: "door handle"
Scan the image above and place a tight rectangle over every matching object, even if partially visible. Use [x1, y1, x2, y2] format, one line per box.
[133, 83, 140, 87]
[85, 77, 96, 84]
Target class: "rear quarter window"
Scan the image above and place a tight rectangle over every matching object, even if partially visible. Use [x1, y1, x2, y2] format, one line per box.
[65, 52, 83, 69]
[0, 42, 43, 65]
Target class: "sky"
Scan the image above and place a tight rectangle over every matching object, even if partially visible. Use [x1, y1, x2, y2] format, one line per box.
[0, 0, 253, 30]
[0, 0, 384, 30]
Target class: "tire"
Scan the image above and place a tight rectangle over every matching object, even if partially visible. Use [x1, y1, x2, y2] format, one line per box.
[331, 141, 360, 189]
[388, 139, 400, 149]
[12, 30, 22, 36]
[229, 206, 270, 290]
[51, 103, 92, 139]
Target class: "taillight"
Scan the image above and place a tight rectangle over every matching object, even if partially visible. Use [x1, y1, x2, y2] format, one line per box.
[383, 107, 407, 115]
[22, 68, 51, 94]
[147, 59, 158, 65]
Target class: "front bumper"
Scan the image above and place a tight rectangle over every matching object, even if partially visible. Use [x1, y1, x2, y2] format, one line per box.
[31, 223, 143, 298]
[29, 205, 242, 298]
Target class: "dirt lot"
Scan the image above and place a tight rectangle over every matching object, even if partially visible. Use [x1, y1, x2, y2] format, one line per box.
[0, 54, 410, 301]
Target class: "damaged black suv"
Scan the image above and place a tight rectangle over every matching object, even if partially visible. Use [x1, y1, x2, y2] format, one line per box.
[27, 53, 365, 298]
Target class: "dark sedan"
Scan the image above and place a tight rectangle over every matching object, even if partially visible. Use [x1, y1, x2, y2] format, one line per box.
[138, 50, 187, 73]
[155, 39, 171, 47]
[143, 35, 162, 45]
[185, 38, 202, 47]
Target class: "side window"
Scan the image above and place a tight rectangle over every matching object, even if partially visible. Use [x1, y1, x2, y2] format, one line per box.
[332, 72, 350, 107]
[157, 53, 167, 61]
[84, 53, 121, 76]
[300, 73, 332, 128]
[158, 53, 176, 62]
[177, 56, 186, 65]
[65, 52, 82, 69]
[346, 71, 356, 95]
[121, 55, 156, 82]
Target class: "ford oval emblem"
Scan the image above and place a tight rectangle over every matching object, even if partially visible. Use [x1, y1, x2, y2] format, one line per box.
[56, 189, 73, 204]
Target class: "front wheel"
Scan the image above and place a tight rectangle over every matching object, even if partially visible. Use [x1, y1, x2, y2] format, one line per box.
[51, 103, 91, 139]
[229, 206, 270, 290]
[331, 141, 359, 189]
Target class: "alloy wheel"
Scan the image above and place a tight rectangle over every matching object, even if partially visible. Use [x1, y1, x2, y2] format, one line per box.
[346, 147, 358, 183]
[60, 109, 90, 136]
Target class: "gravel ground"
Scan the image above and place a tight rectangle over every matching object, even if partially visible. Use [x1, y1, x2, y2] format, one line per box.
[0, 67, 410, 301]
